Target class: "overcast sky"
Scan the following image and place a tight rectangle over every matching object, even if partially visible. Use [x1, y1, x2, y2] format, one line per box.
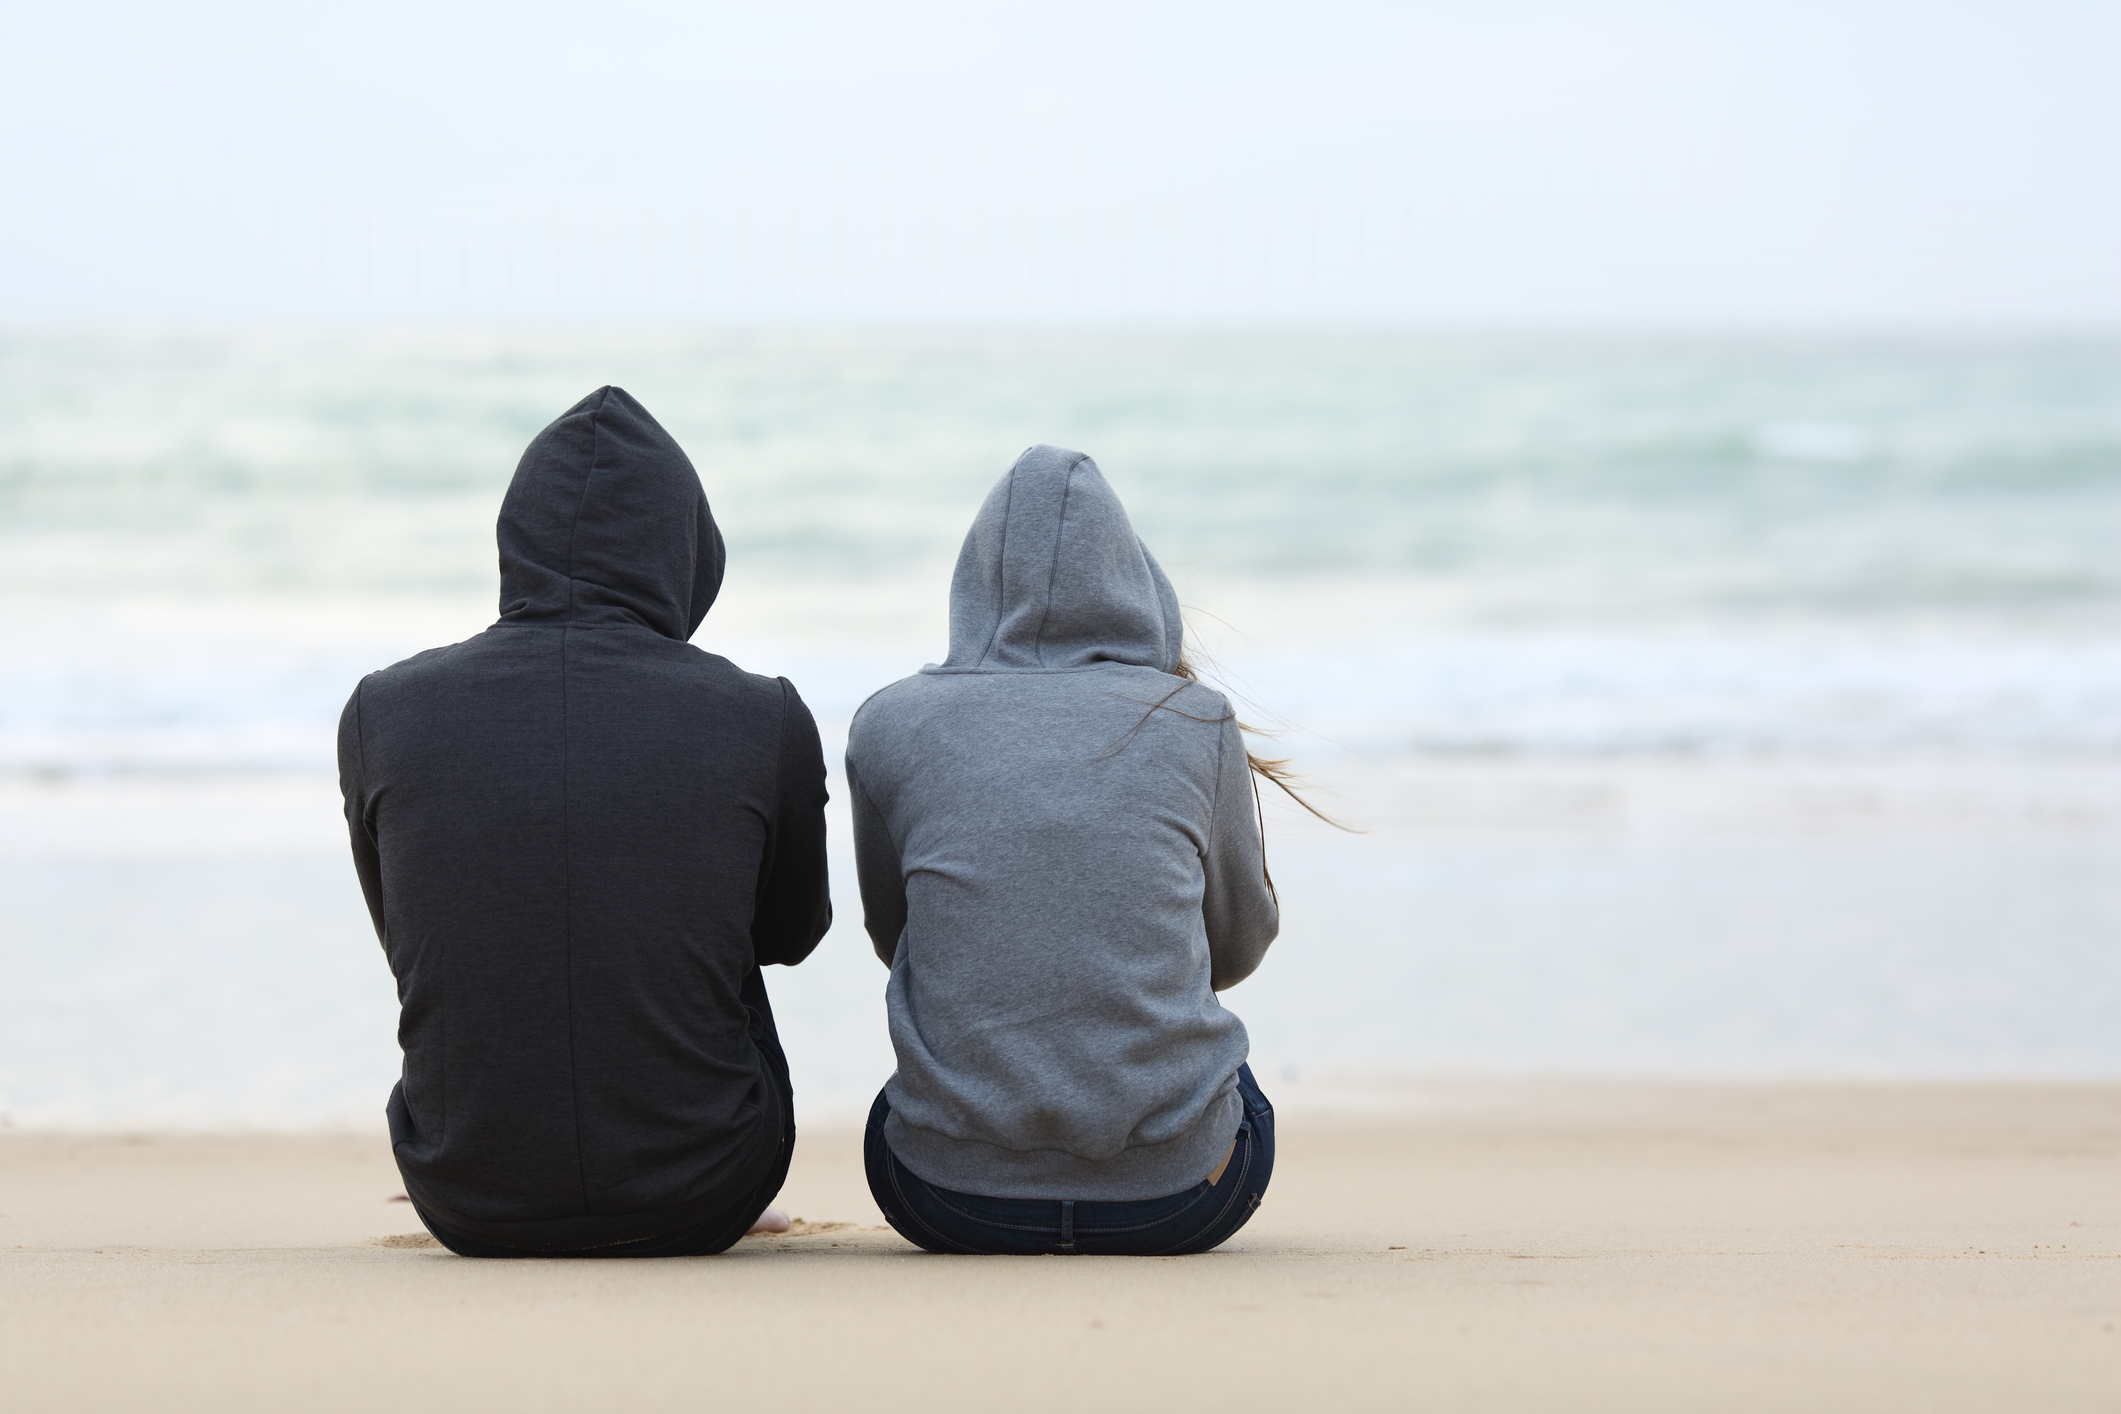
[5, 0, 2117, 326]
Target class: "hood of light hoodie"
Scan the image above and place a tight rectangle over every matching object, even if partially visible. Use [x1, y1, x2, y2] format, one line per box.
[495, 386, 724, 640]
[929, 444, 1184, 674]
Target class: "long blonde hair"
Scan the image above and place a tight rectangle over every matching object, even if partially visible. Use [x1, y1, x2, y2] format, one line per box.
[1098, 648, 1355, 903]
[1169, 651, 1347, 829]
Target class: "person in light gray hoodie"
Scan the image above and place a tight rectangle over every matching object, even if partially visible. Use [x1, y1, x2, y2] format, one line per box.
[847, 444, 1281, 1255]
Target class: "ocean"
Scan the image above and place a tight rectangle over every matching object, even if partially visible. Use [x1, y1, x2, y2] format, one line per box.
[3, 327, 2118, 1126]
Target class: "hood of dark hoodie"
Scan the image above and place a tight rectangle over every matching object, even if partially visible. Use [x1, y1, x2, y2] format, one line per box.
[930, 444, 1183, 674]
[496, 387, 723, 640]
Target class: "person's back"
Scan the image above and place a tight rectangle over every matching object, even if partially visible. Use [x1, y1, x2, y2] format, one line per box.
[338, 387, 830, 1256]
[848, 445, 1279, 1253]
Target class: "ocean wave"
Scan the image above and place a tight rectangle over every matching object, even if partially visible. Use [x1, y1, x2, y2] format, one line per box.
[6, 614, 2118, 778]
[3, 329, 2118, 619]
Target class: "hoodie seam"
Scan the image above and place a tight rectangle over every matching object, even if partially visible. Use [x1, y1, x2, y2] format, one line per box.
[972, 464, 1018, 669]
[555, 390, 606, 1216]
[845, 758, 901, 850]
[916, 663, 1165, 677]
[559, 624, 591, 1215]
[1207, 711, 1229, 859]
[1030, 455, 1082, 667]
[560, 388, 611, 619]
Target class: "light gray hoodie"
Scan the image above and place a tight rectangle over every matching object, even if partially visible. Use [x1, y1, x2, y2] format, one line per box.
[846, 445, 1279, 1201]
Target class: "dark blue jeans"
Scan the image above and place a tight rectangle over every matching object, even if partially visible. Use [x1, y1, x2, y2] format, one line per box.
[865, 1064, 1273, 1255]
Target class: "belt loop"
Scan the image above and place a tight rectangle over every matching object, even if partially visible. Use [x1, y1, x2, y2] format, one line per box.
[1059, 1199, 1075, 1252]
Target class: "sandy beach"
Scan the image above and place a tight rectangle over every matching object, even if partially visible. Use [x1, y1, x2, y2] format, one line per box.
[4, 1079, 2117, 1412]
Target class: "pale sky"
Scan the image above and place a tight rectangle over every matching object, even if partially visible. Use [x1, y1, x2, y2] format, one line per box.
[5, 0, 2117, 326]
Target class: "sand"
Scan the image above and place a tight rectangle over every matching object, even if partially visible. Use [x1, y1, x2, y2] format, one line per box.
[3, 1079, 2118, 1412]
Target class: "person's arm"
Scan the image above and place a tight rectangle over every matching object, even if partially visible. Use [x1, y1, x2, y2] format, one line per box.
[337, 681, 387, 947]
[1203, 710, 1279, 991]
[750, 679, 833, 967]
[846, 756, 908, 967]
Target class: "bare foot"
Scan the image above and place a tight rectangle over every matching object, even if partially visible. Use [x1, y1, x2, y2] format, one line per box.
[747, 1206, 792, 1235]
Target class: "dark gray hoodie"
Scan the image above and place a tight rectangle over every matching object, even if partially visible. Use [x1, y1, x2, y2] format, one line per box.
[338, 387, 831, 1251]
[846, 445, 1278, 1202]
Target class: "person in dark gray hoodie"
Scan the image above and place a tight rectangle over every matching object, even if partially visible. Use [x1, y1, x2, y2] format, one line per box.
[847, 445, 1281, 1255]
[338, 387, 831, 1257]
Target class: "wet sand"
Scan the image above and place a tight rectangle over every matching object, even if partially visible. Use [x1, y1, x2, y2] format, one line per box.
[3, 1079, 2118, 1412]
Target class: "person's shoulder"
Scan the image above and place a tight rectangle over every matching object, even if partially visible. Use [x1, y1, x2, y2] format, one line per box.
[1123, 670, 1236, 754]
[1171, 675, 1232, 719]
[850, 673, 928, 722]
[1102, 663, 1231, 717]
[678, 645, 803, 707]
[353, 638, 477, 698]
[846, 673, 942, 742]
